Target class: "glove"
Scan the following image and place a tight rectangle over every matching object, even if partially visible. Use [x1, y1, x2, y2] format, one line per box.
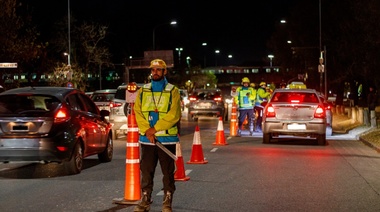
[145, 127, 157, 143]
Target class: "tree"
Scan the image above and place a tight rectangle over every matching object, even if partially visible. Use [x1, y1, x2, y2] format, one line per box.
[0, 0, 46, 89]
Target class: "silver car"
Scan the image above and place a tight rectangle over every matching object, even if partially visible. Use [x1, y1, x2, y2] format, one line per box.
[262, 88, 327, 145]
[188, 88, 226, 122]
[109, 83, 143, 140]
[91, 89, 116, 112]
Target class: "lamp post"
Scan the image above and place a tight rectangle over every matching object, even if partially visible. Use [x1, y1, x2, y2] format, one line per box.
[268, 54, 274, 68]
[63, 53, 70, 67]
[153, 21, 177, 50]
[202, 42, 207, 67]
[67, 0, 71, 66]
[215, 50, 220, 66]
[175, 47, 183, 64]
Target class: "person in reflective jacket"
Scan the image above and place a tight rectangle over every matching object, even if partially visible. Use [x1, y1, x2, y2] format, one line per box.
[133, 59, 181, 212]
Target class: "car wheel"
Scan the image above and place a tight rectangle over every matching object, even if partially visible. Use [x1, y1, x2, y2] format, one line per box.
[65, 142, 83, 175]
[263, 133, 271, 144]
[98, 135, 113, 162]
[317, 134, 326, 146]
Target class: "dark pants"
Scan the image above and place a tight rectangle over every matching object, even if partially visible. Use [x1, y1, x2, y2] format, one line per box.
[238, 108, 254, 131]
[140, 143, 176, 195]
[254, 106, 264, 130]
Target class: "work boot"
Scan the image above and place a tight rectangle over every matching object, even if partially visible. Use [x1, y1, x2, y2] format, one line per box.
[133, 191, 152, 212]
[162, 191, 173, 212]
[237, 129, 241, 136]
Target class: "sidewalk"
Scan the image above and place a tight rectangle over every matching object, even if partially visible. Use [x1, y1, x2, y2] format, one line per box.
[333, 113, 380, 151]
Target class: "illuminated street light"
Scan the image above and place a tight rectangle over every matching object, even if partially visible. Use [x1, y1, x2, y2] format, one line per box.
[63, 52, 70, 67]
[215, 50, 220, 66]
[202, 42, 207, 67]
[268, 54, 274, 68]
[175, 47, 183, 64]
[153, 21, 177, 50]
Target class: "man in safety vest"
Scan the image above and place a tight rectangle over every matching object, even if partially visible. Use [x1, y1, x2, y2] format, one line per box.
[255, 81, 272, 132]
[234, 77, 256, 136]
[133, 59, 181, 212]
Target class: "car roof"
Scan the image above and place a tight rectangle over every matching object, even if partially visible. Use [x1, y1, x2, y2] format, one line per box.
[0, 87, 83, 102]
[92, 89, 117, 93]
[274, 88, 317, 93]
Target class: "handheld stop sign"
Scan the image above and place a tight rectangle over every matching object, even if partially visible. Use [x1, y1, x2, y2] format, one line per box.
[125, 82, 139, 103]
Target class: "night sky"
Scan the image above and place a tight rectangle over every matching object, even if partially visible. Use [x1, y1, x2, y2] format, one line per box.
[29, 0, 299, 66]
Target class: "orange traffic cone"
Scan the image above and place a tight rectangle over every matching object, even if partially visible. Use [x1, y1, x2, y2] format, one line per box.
[213, 116, 228, 145]
[113, 104, 141, 205]
[174, 143, 190, 181]
[187, 125, 208, 164]
[230, 102, 238, 136]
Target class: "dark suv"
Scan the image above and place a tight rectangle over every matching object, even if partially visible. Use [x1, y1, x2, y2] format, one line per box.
[188, 88, 226, 121]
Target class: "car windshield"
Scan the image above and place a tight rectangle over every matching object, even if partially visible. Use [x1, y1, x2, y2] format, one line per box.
[194, 90, 221, 100]
[0, 94, 60, 116]
[271, 92, 319, 103]
[91, 93, 115, 102]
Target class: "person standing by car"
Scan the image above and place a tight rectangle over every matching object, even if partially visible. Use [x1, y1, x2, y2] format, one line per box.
[133, 59, 181, 212]
[234, 77, 256, 136]
[255, 82, 272, 132]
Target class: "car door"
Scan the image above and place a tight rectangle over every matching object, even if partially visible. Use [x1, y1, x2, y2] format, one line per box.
[66, 93, 102, 154]
[79, 93, 110, 149]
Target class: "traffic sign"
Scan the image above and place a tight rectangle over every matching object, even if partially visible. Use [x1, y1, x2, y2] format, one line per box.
[0, 63, 17, 68]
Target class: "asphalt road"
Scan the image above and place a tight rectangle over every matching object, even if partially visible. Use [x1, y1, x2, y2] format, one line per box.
[2, 115, 380, 211]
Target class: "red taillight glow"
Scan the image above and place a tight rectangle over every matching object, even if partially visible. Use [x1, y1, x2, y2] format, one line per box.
[314, 105, 325, 118]
[265, 104, 276, 117]
[189, 96, 197, 101]
[110, 102, 122, 108]
[56, 146, 69, 152]
[290, 99, 300, 104]
[214, 96, 222, 102]
[54, 107, 70, 123]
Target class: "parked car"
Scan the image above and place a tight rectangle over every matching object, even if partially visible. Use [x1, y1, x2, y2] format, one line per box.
[188, 88, 226, 122]
[262, 88, 327, 145]
[0, 86, 113, 175]
[109, 83, 143, 140]
[91, 89, 116, 112]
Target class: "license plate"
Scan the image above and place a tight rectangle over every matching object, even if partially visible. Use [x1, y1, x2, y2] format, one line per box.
[197, 103, 211, 108]
[287, 124, 306, 130]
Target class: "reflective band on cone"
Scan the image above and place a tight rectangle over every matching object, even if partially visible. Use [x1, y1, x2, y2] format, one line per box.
[230, 102, 238, 136]
[187, 125, 208, 164]
[113, 105, 141, 205]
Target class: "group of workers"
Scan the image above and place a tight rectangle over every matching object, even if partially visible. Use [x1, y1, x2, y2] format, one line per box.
[234, 77, 272, 136]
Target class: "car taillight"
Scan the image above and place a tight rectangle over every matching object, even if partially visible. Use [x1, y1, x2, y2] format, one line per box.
[265, 104, 276, 117]
[314, 105, 325, 118]
[189, 96, 197, 101]
[214, 96, 222, 102]
[110, 102, 122, 108]
[54, 107, 70, 123]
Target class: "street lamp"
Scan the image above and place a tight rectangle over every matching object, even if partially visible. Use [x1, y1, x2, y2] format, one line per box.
[215, 50, 220, 66]
[67, 0, 71, 66]
[63, 52, 70, 67]
[268, 54, 274, 68]
[175, 47, 183, 64]
[153, 21, 177, 50]
[202, 42, 207, 67]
